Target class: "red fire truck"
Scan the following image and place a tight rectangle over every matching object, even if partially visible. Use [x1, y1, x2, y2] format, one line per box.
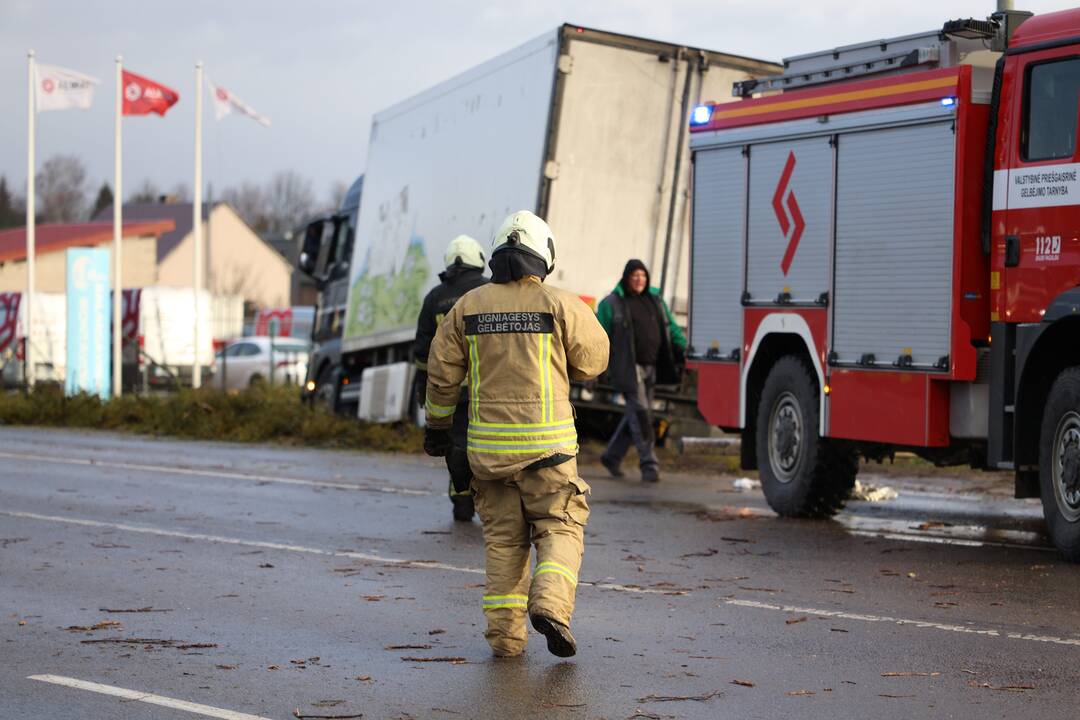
[687, 6, 1080, 559]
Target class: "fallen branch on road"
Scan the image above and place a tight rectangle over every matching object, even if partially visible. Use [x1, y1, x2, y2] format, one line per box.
[400, 656, 468, 664]
[66, 620, 121, 632]
[636, 691, 721, 703]
[80, 637, 217, 650]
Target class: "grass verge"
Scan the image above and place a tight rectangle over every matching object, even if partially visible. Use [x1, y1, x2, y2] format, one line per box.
[0, 384, 424, 452]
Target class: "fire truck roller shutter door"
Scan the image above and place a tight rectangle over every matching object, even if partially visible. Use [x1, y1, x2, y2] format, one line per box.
[746, 137, 832, 305]
[831, 120, 956, 369]
[690, 146, 746, 360]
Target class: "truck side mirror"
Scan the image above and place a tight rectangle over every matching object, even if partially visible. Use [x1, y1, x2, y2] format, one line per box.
[297, 221, 323, 276]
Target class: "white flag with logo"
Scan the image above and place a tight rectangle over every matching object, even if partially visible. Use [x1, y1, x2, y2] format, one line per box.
[207, 79, 271, 127]
[35, 64, 100, 112]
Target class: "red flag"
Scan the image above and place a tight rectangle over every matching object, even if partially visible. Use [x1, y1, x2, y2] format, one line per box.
[122, 69, 179, 116]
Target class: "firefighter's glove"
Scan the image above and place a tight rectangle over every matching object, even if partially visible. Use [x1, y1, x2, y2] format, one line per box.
[424, 426, 453, 457]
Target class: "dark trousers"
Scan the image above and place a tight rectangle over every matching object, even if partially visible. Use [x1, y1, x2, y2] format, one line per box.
[602, 364, 659, 471]
[446, 397, 473, 496]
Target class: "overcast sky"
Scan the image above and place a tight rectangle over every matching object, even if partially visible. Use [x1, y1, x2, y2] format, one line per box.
[2, 0, 1076, 205]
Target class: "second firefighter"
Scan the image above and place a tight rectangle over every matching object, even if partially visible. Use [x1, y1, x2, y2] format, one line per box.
[413, 234, 490, 521]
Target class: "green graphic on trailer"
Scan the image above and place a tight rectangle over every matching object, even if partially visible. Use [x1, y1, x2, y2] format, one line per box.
[345, 235, 430, 338]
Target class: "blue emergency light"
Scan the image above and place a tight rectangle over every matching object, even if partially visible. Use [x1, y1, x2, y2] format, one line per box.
[690, 105, 713, 126]
[940, 96, 957, 107]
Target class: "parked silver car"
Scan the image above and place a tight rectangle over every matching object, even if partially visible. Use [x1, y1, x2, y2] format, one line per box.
[212, 337, 310, 390]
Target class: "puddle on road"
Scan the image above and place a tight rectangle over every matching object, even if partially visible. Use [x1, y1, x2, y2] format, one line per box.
[835, 513, 1052, 551]
[616, 489, 1054, 552]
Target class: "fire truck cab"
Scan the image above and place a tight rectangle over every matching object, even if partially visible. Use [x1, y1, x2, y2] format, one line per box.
[687, 7, 1080, 558]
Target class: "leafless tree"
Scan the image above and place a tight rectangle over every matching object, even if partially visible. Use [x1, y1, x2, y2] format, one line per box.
[36, 154, 87, 222]
[264, 170, 315, 233]
[222, 182, 268, 232]
[128, 178, 161, 204]
[326, 180, 349, 213]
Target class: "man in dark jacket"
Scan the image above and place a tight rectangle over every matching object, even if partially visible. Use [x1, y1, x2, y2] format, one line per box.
[414, 234, 489, 520]
[595, 259, 687, 482]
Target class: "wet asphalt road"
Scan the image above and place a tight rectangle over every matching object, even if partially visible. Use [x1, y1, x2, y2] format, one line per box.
[2, 427, 1078, 720]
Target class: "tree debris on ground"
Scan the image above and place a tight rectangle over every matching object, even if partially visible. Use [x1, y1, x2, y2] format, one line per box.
[292, 710, 362, 719]
[98, 607, 172, 613]
[968, 681, 1035, 692]
[66, 620, 121, 632]
[80, 637, 216, 650]
[385, 644, 432, 650]
[679, 548, 718, 558]
[636, 691, 721, 703]
[851, 480, 898, 502]
[400, 656, 468, 664]
[730, 679, 756, 687]
[882, 672, 940, 677]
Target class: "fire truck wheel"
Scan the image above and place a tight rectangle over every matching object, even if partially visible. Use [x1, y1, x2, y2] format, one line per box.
[755, 356, 856, 518]
[1039, 367, 1080, 561]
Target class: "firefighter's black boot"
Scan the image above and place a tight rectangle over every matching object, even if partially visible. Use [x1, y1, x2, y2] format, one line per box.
[530, 614, 577, 658]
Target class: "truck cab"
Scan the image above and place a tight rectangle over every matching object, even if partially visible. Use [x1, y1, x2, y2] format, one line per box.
[986, 8, 1080, 554]
[298, 176, 361, 412]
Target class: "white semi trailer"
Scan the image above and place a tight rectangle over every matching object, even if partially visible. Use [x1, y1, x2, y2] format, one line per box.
[299, 24, 779, 431]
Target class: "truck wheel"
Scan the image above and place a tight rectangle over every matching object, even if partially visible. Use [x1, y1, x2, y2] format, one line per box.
[755, 356, 856, 517]
[1038, 367, 1080, 561]
[314, 366, 340, 414]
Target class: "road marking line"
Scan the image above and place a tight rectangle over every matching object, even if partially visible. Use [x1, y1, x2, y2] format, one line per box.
[1, 510, 673, 596]
[0, 450, 431, 496]
[725, 598, 1080, 647]
[28, 674, 273, 720]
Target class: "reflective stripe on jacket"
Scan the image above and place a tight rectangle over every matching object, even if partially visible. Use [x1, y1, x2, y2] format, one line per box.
[425, 276, 609, 480]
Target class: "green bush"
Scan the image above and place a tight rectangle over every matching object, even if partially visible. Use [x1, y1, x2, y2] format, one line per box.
[0, 384, 423, 453]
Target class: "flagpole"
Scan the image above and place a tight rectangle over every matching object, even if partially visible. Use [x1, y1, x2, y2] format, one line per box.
[192, 61, 203, 389]
[25, 50, 36, 390]
[113, 55, 123, 398]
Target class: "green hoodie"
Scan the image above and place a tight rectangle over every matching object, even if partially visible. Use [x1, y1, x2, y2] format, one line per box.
[596, 283, 687, 350]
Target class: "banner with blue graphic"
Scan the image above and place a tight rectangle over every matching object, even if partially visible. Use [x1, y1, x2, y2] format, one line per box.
[65, 248, 111, 397]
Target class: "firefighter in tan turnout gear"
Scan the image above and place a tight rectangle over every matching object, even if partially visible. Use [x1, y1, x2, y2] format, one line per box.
[424, 211, 609, 657]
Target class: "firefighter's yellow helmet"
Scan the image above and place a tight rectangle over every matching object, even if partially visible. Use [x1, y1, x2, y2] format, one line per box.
[491, 210, 556, 273]
[443, 234, 485, 270]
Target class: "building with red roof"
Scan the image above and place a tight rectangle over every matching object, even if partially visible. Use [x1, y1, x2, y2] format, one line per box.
[0, 220, 175, 293]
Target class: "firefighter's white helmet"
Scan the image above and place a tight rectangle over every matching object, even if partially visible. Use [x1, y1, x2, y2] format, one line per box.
[491, 210, 556, 273]
[443, 234, 485, 270]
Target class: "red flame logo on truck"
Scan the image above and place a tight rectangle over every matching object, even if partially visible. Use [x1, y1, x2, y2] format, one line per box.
[772, 151, 805, 276]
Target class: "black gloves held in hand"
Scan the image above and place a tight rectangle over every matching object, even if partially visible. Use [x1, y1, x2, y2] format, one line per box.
[424, 426, 452, 457]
